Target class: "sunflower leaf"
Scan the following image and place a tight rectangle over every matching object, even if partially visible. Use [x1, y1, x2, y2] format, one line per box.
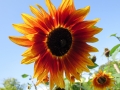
[110, 44, 120, 56]
[110, 33, 117, 37]
[21, 74, 29, 78]
[64, 78, 70, 90]
[116, 37, 120, 41]
[71, 82, 86, 90]
[82, 80, 92, 90]
[113, 73, 120, 83]
[113, 73, 120, 78]
[87, 63, 98, 69]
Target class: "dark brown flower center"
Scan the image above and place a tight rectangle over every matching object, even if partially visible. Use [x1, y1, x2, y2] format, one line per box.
[55, 87, 65, 90]
[97, 76, 106, 84]
[47, 27, 72, 56]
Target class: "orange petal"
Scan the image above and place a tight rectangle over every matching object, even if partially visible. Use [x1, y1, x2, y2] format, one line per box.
[45, 0, 56, 17]
[72, 42, 90, 57]
[72, 6, 90, 20]
[65, 70, 71, 82]
[73, 41, 98, 53]
[52, 72, 64, 88]
[57, 71, 65, 88]
[58, 0, 74, 12]
[59, 0, 69, 11]
[34, 21, 50, 33]
[26, 33, 46, 42]
[73, 27, 102, 37]
[68, 50, 92, 72]
[21, 55, 40, 64]
[50, 75, 54, 90]
[63, 56, 80, 80]
[22, 47, 34, 57]
[9, 36, 33, 47]
[71, 18, 100, 31]
[34, 51, 50, 78]
[66, 6, 90, 27]
[29, 6, 43, 19]
[59, 6, 71, 26]
[36, 69, 49, 85]
[44, 16, 54, 30]
[12, 24, 37, 35]
[34, 59, 44, 78]
[36, 4, 49, 18]
[48, 58, 64, 88]
[22, 43, 46, 57]
[21, 13, 41, 27]
[81, 37, 98, 43]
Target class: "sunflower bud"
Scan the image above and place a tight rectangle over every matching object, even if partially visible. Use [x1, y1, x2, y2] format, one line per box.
[104, 48, 110, 57]
[91, 55, 96, 63]
[28, 85, 31, 90]
[89, 55, 96, 63]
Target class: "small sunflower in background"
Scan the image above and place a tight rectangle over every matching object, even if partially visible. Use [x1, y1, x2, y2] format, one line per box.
[9, 0, 102, 89]
[91, 70, 115, 90]
[104, 48, 110, 57]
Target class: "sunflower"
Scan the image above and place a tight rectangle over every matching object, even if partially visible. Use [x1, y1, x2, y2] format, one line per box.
[9, 0, 102, 89]
[91, 70, 115, 90]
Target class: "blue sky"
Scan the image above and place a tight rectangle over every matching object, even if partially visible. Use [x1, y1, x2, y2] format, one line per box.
[0, 0, 120, 90]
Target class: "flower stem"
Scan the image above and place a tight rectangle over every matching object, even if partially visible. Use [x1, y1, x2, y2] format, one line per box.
[113, 63, 120, 73]
[107, 57, 110, 72]
[116, 36, 120, 42]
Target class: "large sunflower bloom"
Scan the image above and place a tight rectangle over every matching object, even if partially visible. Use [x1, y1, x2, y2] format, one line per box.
[91, 70, 115, 90]
[9, 0, 102, 89]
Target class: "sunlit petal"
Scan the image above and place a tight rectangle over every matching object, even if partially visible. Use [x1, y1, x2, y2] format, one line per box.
[9, 36, 33, 47]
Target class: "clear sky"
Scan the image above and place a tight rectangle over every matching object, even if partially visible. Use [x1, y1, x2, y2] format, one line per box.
[0, 0, 120, 90]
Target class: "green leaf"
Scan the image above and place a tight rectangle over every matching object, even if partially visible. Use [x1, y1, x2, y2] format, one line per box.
[113, 73, 120, 83]
[110, 33, 117, 37]
[113, 73, 120, 78]
[64, 78, 70, 90]
[87, 63, 98, 69]
[21, 74, 29, 78]
[71, 82, 86, 90]
[82, 80, 92, 90]
[110, 44, 120, 56]
[45, 82, 49, 85]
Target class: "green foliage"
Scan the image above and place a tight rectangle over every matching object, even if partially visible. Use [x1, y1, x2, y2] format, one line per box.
[110, 33, 117, 37]
[0, 88, 5, 90]
[110, 44, 120, 56]
[113, 73, 120, 83]
[21, 74, 29, 78]
[64, 79, 70, 90]
[82, 80, 92, 90]
[0, 78, 25, 90]
[71, 82, 86, 90]
[99, 61, 120, 73]
[87, 63, 98, 69]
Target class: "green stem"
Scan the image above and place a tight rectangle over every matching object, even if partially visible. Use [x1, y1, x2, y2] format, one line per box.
[107, 57, 111, 72]
[116, 36, 120, 42]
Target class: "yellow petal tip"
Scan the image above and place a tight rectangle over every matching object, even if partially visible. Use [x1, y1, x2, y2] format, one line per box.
[9, 36, 14, 40]
[94, 18, 100, 22]
[85, 6, 90, 9]
[21, 61, 24, 64]
[12, 24, 17, 27]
